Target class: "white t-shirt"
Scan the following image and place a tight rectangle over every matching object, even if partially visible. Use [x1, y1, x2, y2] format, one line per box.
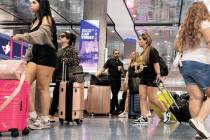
[181, 20, 210, 64]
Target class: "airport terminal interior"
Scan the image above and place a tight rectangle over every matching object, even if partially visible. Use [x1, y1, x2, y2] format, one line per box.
[0, 0, 210, 139]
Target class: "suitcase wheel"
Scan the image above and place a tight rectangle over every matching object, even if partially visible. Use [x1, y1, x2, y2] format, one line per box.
[59, 119, 64, 124]
[10, 129, 19, 137]
[22, 127, 30, 135]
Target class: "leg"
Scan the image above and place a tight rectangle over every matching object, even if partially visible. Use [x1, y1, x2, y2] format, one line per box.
[197, 87, 210, 123]
[139, 85, 148, 118]
[25, 62, 37, 113]
[36, 65, 55, 116]
[124, 90, 129, 113]
[49, 81, 60, 116]
[110, 81, 121, 114]
[186, 85, 204, 118]
[147, 87, 167, 113]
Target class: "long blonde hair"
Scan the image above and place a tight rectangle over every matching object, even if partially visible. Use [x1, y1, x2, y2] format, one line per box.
[178, 2, 210, 50]
[129, 51, 140, 67]
[140, 33, 153, 63]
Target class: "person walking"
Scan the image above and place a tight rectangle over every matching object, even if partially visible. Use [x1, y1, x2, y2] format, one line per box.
[174, 2, 210, 139]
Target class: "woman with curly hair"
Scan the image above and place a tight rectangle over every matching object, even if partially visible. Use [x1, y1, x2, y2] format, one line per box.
[174, 2, 210, 139]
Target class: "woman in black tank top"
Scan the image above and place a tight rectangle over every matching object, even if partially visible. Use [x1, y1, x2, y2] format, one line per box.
[12, 0, 57, 130]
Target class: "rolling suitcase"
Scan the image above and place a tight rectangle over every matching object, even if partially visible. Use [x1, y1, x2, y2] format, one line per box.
[150, 81, 177, 121]
[87, 85, 111, 115]
[128, 92, 140, 119]
[72, 82, 84, 124]
[58, 62, 84, 124]
[0, 73, 30, 137]
[169, 95, 191, 123]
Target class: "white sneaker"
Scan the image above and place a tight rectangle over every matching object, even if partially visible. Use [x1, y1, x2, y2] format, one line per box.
[194, 133, 202, 139]
[118, 112, 128, 118]
[189, 118, 210, 139]
[29, 117, 51, 130]
[163, 111, 170, 123]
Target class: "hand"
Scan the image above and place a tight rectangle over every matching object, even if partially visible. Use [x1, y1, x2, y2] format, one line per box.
[95, 71, 101, 77]
[12, 34, 23, 41]
[156, 73, 162, 81]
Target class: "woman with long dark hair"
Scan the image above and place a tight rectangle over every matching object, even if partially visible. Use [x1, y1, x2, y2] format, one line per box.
[174, 2, 210, 138]
[12, 0, 57, 130]
[49, 31, 79, 121]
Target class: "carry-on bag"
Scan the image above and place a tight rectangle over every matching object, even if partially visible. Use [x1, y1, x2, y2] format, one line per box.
[90, 74, 110, 86]
[58, 62, 84, 124]
[128, 92, 140, 119]
[169, 94, 191, 123]
[0, 38, 30, 137]
[0, 61, 30, 137]
[152, 81, 177, 121]
[155, 81, 191, 123]
[87, 85, 111, 115]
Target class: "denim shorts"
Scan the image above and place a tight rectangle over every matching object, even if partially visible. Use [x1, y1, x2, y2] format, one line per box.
[179, 61, 210, 89]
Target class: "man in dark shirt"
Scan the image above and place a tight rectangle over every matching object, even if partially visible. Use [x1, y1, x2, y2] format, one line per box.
[96, 49, 124, 115]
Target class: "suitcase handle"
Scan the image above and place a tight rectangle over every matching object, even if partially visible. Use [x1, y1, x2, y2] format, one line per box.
[155, 80, 180, 109]
[62, 61, 67, 81]
[0, 73, 25, 111]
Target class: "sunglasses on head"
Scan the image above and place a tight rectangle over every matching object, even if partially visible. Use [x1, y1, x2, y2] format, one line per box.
[59, 34, 66, 38]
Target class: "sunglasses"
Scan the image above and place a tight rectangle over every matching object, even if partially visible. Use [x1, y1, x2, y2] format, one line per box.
[59, 34, 66, 38]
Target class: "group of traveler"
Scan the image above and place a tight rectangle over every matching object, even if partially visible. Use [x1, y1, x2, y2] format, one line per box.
[10, 0, 210, 139]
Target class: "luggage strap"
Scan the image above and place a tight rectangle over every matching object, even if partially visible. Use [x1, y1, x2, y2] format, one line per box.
[0, 73, 25, 111]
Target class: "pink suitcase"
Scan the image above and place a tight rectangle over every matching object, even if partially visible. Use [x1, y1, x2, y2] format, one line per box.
[0, 80, 30, 137]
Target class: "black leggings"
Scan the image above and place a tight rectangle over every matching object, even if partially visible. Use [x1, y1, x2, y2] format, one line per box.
[110, 80, 121, 112]
[49, 81, 60, 115]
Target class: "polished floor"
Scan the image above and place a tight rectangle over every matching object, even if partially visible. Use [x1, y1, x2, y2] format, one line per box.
[1, 115, 210, 140]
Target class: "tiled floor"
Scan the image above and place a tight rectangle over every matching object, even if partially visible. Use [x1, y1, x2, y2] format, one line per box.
[1, 115, 210, 140]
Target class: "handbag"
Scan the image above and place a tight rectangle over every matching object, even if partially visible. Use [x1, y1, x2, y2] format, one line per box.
[128, 77, 141, 94]
[67, 65, 84, 83]
[90, 74, 110, 86]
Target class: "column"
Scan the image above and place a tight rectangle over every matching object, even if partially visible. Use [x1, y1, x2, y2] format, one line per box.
[83, 0, 107, 69]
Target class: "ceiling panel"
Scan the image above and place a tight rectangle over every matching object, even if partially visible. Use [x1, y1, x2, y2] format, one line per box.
[125, 0, 182, 24]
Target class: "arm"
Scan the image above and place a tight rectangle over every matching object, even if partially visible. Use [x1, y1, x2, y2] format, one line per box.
[12, 16, 55, 48]
[202, 26, 210, 49]
[96, 67, 106, 77]
[153, 63, 161, 80]
[62, 47, 80, 66]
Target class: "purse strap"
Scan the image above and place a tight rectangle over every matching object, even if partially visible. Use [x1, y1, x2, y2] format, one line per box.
[0, 72, 25, 111]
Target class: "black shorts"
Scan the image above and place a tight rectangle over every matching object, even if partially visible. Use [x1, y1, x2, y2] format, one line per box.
[140, 76, 157, 87]
[30, 45, 57, 68]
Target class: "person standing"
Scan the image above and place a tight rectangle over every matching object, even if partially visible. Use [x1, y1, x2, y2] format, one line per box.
[49, 31, 79, 121]
[96, 49, 124, 115]
[174, 2, 210, 139]
[12, 0, 57, 130]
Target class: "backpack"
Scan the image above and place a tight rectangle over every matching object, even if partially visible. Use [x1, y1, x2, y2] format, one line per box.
[159, 56, 168, 76]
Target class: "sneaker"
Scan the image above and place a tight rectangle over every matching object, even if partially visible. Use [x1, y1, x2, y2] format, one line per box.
[189, 118, 210, 139]
[133, 116, 148, 124]
[163, 111, 170, 123]
[29, 117, 51, 130]
[118, 112, 128, 118]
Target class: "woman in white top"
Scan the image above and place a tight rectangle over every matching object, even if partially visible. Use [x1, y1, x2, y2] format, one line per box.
[174, 2, 210, 139]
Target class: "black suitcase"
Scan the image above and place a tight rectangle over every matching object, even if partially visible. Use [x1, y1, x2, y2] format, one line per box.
[58, 62, 74, 124]
[128, 92, 140, 119]
[169, 98, 191, 123]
